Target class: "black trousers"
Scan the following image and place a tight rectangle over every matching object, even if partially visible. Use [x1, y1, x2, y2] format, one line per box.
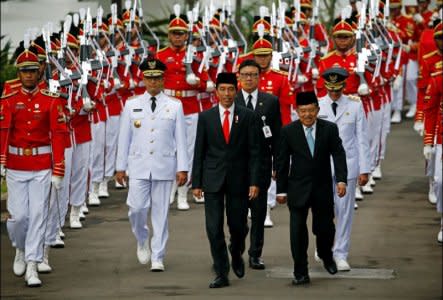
[289, 203, 335, 277]
[248, 179, 270, 258]
[204, 185, 249, 277]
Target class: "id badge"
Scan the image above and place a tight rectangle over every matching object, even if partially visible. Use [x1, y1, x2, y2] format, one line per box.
[263, 125, 272, 138]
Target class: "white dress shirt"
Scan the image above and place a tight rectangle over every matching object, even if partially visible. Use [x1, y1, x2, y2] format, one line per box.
[219, 103, 235, 130]
[302, 122, 317, 141]
[241, 89, 258, 110]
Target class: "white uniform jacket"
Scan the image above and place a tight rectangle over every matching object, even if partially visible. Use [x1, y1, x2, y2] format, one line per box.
[318, 95, 371, 180]
[116, 91, 189, 180]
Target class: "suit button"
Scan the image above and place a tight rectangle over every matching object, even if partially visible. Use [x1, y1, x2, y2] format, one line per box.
[27, 121, 31, 124]
[151, 128, 155, 132]
[27, 133, 31, 136]
[150, 140, 154, 143]
[150, 151, 153, 154]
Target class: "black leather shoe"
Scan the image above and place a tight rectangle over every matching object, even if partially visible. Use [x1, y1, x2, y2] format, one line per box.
[249, 257, 265, 270]
[209, 276, 230, 288]
[323, 260, 338, 275]
[232, 256, 245, 278]
[292, 275, 310, 285]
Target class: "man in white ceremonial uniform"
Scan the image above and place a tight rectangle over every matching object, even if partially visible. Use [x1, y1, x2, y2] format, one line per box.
[318, 68, 370, 271]
[116, 58, 188, 271]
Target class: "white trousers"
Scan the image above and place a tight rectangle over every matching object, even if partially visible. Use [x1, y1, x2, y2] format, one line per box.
[60, 146, 73, 226]
[333, 178, 357, 260]
[379, 101, 392, 161]
[89, 122, 106, 184]
[391, 80, 404, 112]
[104, 115, 120, 178]
[44, 185, 63, 246]
[6, 169, 51, 262]
[368, 109, 383, 171]
[70, 142, 91, 207]
[426, 151, 436, 177]
[127, 178, 173, 261]
[405, 61, 418, 105]
[267, 179, 276, 207]
[172, 113, 197, 198]
[434, 145, 442, 213]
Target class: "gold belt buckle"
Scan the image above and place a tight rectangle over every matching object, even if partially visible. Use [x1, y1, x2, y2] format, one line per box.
[176, 90, 182, 97]
[23, 148, 32, 156]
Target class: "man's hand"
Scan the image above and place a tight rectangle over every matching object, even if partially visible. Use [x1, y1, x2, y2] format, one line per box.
[336, 182, 347, 198]
[423, 145, 434, 160]
[0, 164, 6, 177]
[115, 171, 127, 186]
[276, 195, 287, 204]
[176, 171, 188, 186]
[249, 186, 260, 200]
[193, 188, 203, 200]
[358, 173, 369, 186]
[51, 175, 63, 190]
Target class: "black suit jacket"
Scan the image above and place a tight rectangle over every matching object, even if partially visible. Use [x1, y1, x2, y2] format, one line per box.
[235, 91, 282, 187]
[192, 104, 262, 195]
[276, 118, 347, 209]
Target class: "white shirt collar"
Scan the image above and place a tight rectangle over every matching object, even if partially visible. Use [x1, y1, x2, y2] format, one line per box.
[219, 103, 235, 117]
[302, 121, 317, 139]
[241, 89, 258, 108]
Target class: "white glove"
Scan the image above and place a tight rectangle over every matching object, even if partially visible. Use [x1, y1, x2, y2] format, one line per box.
[402, 44, 411, 53]
[413, 13, 424, 24]
[0, 164, 6, 177]
[206, 80, 215, 92]
[129, 78, 136, 89]
[113, 78, 122, 89]
[423, 145, 434, 160]
[311, 68, 319, 80]
[186, 73, 200, 86]
[393, 75, 403, 90]
[358, 83, 370, 96]
[297, 74, 308, 84]
[413, 121, 424, 136]
[82, 100, 96, 112]
[51, 175, 63, 190]
[103, 79, 110, 89]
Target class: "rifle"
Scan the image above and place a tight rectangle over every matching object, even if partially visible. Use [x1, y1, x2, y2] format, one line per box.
[354, 3, 370, 95]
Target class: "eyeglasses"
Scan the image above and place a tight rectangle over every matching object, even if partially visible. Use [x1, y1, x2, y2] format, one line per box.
[239, 73, 259, 78]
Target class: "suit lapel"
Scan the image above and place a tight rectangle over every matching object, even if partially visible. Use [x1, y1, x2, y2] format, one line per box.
[212, 107, 226, 145]
[229, 106, 241, 145]
[236, 92, 246, 107]
[334, 99, 347, 121]
[313, 120, 323, 158]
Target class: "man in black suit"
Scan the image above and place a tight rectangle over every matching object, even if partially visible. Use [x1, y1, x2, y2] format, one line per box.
[235, 59, 282, 270]
[276, 91, 348, 286]
[192, 73, 262, 288]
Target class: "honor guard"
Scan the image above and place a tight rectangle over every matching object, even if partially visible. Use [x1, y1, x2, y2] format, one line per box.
[156, 5, 212, 209]
[116, 58, 188, 271]
[0, 41, 67, 287]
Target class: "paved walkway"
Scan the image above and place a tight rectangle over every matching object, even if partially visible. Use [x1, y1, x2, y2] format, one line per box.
[1, 118, 442, 300]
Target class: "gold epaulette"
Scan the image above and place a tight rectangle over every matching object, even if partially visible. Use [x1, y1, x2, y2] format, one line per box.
[5, 78, 20, 84]
[1, 91, 18, 99]
[423, 50, 438, 60]
[272, 69, 289, 76]
[347, 95, 361, 102]
[157, 46, 168, 53]
[431, 70, 443, 77]
[40, 89, 60, 98]
[320, 50, 336, 60]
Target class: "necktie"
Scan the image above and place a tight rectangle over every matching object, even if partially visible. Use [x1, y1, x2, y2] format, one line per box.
[306, 127, 315, 156]
[332, 102, 338, 116]
[223, 110, 230, 144]
[246, 94, 254, 110]
[151, 97, 157, 112]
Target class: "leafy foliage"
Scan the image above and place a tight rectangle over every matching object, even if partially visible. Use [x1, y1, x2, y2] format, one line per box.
[0, 35, 18, 93]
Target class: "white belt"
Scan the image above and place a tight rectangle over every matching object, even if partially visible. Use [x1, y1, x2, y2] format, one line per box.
[197, 92, 211, 100]
[9, 145, 51, 156]
[164, 89, 198, 98]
